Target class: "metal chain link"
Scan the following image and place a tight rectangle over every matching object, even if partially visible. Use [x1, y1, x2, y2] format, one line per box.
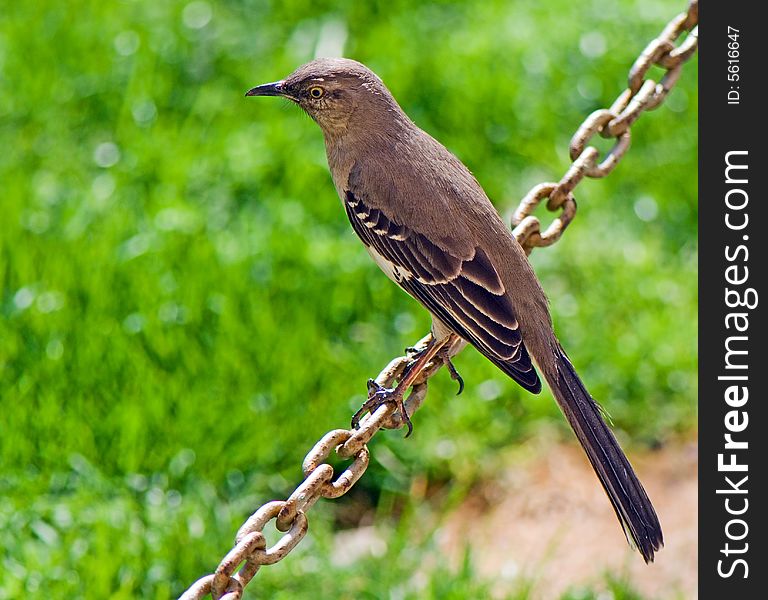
[511, 0, 698, 255]
[178, 3, 698, 597]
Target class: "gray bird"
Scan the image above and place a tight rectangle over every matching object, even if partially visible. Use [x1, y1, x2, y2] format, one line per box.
[246, 57, 663, 562]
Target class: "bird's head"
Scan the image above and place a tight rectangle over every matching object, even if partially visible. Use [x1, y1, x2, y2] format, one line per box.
[246, 58, 396, 137]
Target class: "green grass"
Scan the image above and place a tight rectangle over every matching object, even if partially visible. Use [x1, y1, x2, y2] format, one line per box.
[1, 0, 696, 597]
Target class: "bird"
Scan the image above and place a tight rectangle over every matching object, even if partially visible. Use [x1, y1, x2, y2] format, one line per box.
[246, 57, 663, 562]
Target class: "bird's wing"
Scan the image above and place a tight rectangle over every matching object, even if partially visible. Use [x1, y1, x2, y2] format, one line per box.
[343, 184, 541, 393]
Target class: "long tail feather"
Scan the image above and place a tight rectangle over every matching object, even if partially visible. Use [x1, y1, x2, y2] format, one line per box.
[504, 344, 663, 562]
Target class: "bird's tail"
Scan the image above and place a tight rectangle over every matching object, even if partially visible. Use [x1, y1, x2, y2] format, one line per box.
[536, 344, 663, 562]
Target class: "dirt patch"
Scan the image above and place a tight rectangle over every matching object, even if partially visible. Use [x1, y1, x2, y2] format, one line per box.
[439, 437, 697, 598]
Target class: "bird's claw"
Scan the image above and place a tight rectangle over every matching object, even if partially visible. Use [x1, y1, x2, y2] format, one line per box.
[404, 341, 430, 358]
[350, 378, 413, 437]
[446, 359, 464, 395]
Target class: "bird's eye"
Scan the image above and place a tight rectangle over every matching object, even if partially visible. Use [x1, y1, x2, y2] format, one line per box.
[308, 86, 325, 99]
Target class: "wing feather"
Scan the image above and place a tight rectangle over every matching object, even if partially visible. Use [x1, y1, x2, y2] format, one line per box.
[344, 188, 541, 392]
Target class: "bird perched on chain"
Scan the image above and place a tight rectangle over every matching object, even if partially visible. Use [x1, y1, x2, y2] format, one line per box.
[246, 57, 663, 562]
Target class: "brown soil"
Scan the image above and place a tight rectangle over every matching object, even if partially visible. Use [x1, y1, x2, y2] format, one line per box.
[439, 437, 698, 599]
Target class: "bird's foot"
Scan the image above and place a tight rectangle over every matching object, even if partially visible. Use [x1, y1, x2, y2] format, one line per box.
[405, 337, 432, 358]
[351, 379, 413, 437]
[445, 358, 464, 395]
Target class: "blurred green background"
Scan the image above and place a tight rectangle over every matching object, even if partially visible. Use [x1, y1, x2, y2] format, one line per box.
[0, 0, 696, 598]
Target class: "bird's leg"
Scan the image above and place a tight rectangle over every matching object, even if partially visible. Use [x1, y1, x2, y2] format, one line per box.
[352, 335, 450, 437]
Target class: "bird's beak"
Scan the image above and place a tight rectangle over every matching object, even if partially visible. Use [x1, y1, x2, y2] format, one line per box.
[245, 80, 287, 97]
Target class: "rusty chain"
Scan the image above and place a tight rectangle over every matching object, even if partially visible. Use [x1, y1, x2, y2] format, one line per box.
[511, 0, 698, 255]
[178, 3, 698, 597]
[179, 336, 440, 600]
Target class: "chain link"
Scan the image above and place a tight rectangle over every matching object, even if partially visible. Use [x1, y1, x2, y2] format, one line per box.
[512, 0, 698, 254]
[178, 3, 698, 597]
